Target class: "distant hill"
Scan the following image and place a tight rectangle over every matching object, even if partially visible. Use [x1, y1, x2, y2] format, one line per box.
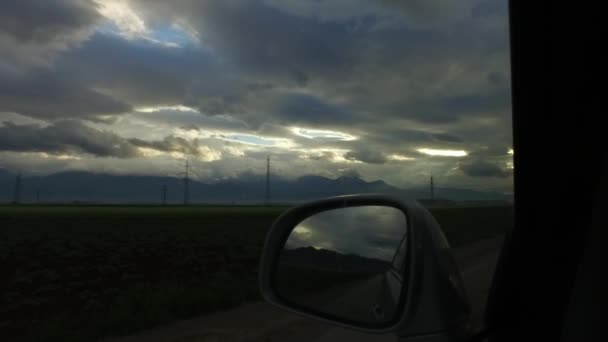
[0, 170, 510, 204]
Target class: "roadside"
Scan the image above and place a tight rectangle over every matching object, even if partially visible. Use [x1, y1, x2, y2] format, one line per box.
[101, 236, 504, 342]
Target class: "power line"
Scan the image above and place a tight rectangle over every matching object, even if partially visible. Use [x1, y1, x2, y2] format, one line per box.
[166, 154, 194, 205]
[265, 156, 271, 206]
[13, 173, 22, 204]
[183, 159, 190, 205]
[188, 164, 204, 180]
[185, 159, 208, 204]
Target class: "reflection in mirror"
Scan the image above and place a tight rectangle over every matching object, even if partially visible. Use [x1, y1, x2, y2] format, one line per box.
[275, 206, 408, 326]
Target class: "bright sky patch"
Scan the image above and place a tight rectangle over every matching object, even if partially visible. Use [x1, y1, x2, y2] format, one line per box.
[293, 226, 312, 235]
[96, 1, 194, 47]
[95, 0, 148, 39]
[136, 105, 199, 113]
[388, 154, 415, 161]
[290, 127, 358, 141]
[221, 134, 295, 148]
[417, 148, 468, 157]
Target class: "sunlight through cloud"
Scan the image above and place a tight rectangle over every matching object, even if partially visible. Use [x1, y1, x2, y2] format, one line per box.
[137, 147, 163, 157]
[96, 0, 148, 39]
[220, 134, 296, 148]
[417, 148, 468, 157]
[388, 154, 415, 161]
[294, 148, 357, 163]
[293, 226, 312, 235]
[290, 127, 358, 141]
[136, 105, 199, 113]
[38, 152, 82, 160]
[96, 1, 192, 47]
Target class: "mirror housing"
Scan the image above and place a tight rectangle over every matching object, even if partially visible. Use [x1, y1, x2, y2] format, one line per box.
[258, 195, 472, 340]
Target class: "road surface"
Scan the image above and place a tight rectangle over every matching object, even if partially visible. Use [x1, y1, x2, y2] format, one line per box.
[285, 273, 391, 325]
[101, 236, 503, 342]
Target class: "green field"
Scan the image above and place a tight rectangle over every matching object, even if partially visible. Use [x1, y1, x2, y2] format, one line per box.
[0, 205, 512, 341]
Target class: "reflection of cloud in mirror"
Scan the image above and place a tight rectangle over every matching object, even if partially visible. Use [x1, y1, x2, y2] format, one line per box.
[287, 225, 336, 250]
[285, 206, 407, 261]
[293, 226, 312, 235]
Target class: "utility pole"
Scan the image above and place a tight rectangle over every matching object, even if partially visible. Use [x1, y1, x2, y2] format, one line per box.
[183, 159, 190, 205]
[162, 183, 167, 205]
[430, 175, 435, 202]
[265, 156, 271, 206]
[13, 173, 22, 204]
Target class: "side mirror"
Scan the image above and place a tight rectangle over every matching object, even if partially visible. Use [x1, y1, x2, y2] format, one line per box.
[259, 195, 472, 340]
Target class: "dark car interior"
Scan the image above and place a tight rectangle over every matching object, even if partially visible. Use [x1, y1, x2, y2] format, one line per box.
[482, 2, 605, 341]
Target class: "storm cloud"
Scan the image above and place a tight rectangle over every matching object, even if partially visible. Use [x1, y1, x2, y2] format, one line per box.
[0, 71, 131, 120]
[285, 205, 407, 261]
[344, 147, 388, 164]
[0, 120, 139, 158]
[0, 119, 224, 161]
[0, 0, 513, 192]
[459, 159, 512, 178]
[0, 0, 100, 71]
[129, 135, 221, 161]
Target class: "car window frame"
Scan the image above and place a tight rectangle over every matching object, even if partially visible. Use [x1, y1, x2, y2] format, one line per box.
[483, 2, 604, 341]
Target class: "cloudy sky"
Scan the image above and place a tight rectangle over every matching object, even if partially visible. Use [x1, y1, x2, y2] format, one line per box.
[286, 205, 407, 261]
[0, 0, 513, 192]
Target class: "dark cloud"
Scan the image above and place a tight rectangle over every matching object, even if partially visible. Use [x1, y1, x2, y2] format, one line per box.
[302, 151, 336, 162]
[432, 133, 463, 143]
[0, 0, 513, 192]
[0, 0, 100, 71]
[4, 0, 509, 128]
[128, 135, 219, 159]
[0, 120, 139, 158]
[468, 145, 511, 157]
[487, 71, 508, 86]
[53, 33, 286, 118]
[0, 71, 131, 120]
[57, 33, 229, 108]
[459, 159, 512, 178]
[471, 0, 508, 19]
[381, 88, 511, 124]
[0, 120, 221, 160]
[437, 90, 511, 116]
[130, 111, 249, 132]
[375, 0, 480, 25]
[344, 147, 388, 164]
[363, 128, 465, 152]
[0, 1, 99, 42]
[270, 93, 352, 125]
[135, 1, 357, 76]
[129, 136, 193, 154]
[0, 5, 134, 122]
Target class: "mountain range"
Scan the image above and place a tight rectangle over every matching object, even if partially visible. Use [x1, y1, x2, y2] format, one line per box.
[0, 169, 511, 204]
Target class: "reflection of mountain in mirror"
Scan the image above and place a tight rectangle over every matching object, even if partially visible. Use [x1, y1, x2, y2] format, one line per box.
[276, 206, 408, 326]
[284, 206, 407, 261]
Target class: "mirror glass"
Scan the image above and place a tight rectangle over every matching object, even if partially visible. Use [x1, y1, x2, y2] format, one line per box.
[275, 205, 408, 326]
